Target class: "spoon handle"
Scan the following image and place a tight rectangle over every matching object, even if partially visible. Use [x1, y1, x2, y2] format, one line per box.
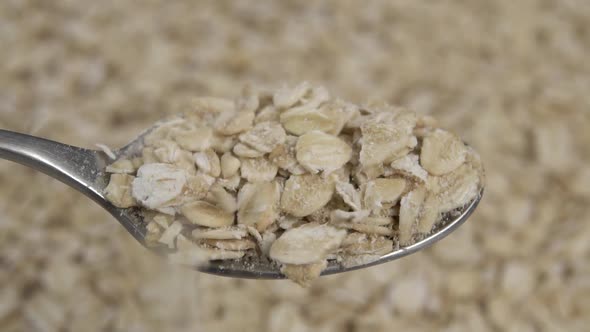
[0, 129, 110, 202]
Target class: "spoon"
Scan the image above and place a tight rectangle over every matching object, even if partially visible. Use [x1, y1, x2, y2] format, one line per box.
[0, 128, 482, 279]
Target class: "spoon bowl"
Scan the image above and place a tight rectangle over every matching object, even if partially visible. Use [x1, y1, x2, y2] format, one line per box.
[0, 128, 482, 279]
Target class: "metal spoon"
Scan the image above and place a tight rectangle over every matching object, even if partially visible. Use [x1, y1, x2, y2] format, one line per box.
[0, 128, 482, 279]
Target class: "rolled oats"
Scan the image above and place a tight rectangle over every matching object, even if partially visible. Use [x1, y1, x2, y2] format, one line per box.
[280, 107, 335, 136]
[427, 163, 481, 213]
[103, 83, 483, 285]
[446, 269, 480, 299]
[158, 221, 183, 249]
[239, 157, 278, 182]
[220, 152, 241, 178]
[237, 182, 280, 232]
[281, 261, 328, 288]
[335, 222, 395, 237]
[278, 216, 306, 230]
[105, 158, 136, 174]
[246, 226, 263, 242]
[295, 131, 352, 174]
[359, 110, 418, 166]
[330, 209, 370, 223]
[152, 140, 186, 164]
[104, 174, 136, 208]
[279, 99, 356, 137]
[172, 125, 214, 152]
[4, 2, 587, 331]
[232, 142, 266, 158]
[399, 187, 427, 245]
[192, 226, 248, 240]
[255, 105, 280, 124]
[217, 174, 242, 191]
[335, 181, 363, 211]
[152, 214, 174, 228]
[389, 154, 428, 183]
[362, 178, 407, 210]
[202, 238, 257, 251]
[421, 129, 467, 176]
[214, 110, 255, 135]
[289, 86, 330, 112]
[205, 184, 237, 213]
[388, 276, 431, 316]
[273, 82, 312, 109]
[193, 150, 221, 177]
[269, 222, 347, 265]
[140, 147, 158, 164]
[363, 216, 394, 226]
[145, 220, 164, 246]
[210, 134, 237, 153]
[268, 135, 306, 175]
[96, 143, 116, 160]
[180, 201, 235, 227]
[238, 121, 286, 153]
[258, 231, 277, 257]
[131, 163, 187, 210]
[184, 173, 215, 200]
[280, 174, 335, 217]
[416, 195, 441, 234]
[340, 233, 394, 256]
[191, 97, 235, 114]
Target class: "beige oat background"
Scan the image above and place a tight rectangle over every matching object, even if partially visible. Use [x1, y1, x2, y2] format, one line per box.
[1, 1, 589, 331]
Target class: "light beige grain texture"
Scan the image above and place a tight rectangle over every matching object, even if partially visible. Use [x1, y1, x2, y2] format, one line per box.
[295, 130, 352, 174]
[237, 181, 280, 232]
[180, 201, 235, 227]
[104, 174, 136, 208]
[1, 1, 589, 331]
[280, 174, 335, 217]
[269, 223, 347, 265]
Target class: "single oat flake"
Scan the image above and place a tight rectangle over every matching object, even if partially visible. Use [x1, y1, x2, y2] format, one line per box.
[104, 83, 484, 285]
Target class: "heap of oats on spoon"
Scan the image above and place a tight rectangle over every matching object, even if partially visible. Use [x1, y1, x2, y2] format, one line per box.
[103, 82, 484, 286]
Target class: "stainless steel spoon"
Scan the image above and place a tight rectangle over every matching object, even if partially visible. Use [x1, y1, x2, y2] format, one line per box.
[0, 128, 482, 279]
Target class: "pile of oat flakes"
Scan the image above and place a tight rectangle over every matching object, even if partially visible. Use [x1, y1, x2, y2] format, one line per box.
[103, 83, 483, 284]
[1, 1, 590, 331]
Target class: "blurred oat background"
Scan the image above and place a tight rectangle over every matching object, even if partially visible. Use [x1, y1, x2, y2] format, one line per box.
[1, 1, 590, 331]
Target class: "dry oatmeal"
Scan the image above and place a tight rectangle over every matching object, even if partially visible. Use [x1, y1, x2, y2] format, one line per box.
[104, 83, 484, 285]
[4, 2, 588, 330]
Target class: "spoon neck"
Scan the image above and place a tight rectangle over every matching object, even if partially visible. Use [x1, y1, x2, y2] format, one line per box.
[0, 129, 110, 202]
